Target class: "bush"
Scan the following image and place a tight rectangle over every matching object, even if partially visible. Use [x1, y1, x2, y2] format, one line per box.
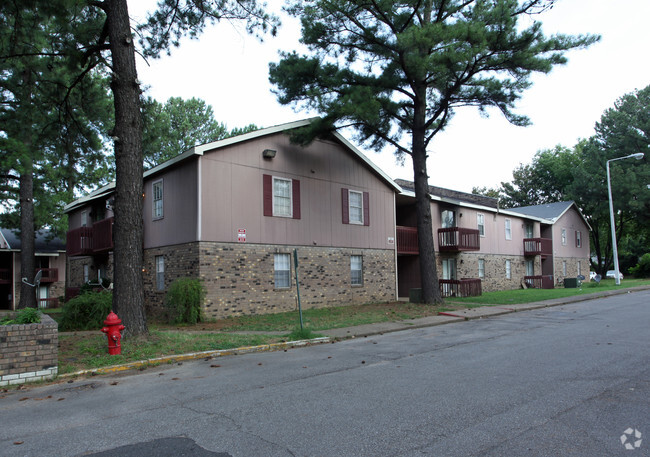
[60, 291, 113, 331]
[629, 253, 650, 278]
[164, 278, 205, 324]
[0, 307, 42, 325]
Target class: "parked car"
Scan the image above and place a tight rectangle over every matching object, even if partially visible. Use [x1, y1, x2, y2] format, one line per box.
[606, 270, 623, 280]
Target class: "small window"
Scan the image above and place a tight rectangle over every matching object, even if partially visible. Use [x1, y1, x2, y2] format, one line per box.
[561, 228, 567, 246]
[478, 259, 485, 279]
[349, 191, 364, 224]
[274, 253, 291, 288]
[81, 210, 88, 227]
[477, 214, 485, 237]
[351, 255, 363, 285]
[273, 177, 292, 217]
[576, 230, 582, 248]
[505, 219, 512, 240]
[153, 180, 164, 219]
[577, 260, 581, 276]
[562, 261, 567, 276]
[83, 264, 89, 283]
[155, 255, 165, 291]
[505, 259, 511, 279]
[441, 210, 456, 229]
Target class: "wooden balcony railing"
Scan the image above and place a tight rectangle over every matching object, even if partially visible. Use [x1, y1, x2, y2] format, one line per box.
[66, 217, 114, 257]
[38, 297, 60, 309]
[438, 227, 480, 252]
[37, 268, 58, 283]
[66, 226, 93, 256]
[92, 217, 114, 253]
[396, 226, 419, 255]
[439, 278, 482, 297]
[0, 268, 10, 284]
[523, 238, 552, 257]
[523, 275, 554, 289]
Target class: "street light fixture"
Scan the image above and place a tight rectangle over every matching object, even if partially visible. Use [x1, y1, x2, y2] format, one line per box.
[607, 152, 644, 285]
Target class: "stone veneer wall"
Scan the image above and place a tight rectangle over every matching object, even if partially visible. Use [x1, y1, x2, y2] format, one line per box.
[143, 242, 396, 319]
[68, 254, 115, 289]
[0, 313, 58, 386]
[554, 256, 590, 283]
[441, 253, 541, 293]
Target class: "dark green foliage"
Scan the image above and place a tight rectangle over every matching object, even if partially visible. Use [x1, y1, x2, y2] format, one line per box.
[60, 291, 113, 331]
[164, 278, 206, 325]
[0, 308, 42, 325]
[629, 254, 650, 278]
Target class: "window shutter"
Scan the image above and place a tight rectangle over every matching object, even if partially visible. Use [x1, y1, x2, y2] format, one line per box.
[292, 179, 301, 219]
[341, 188, 349, 224]
[363, 191, 370, 226]
[263, 174, 272, 216]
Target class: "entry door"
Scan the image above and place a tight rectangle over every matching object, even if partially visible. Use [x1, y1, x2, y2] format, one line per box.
[38, 285, 49, 308]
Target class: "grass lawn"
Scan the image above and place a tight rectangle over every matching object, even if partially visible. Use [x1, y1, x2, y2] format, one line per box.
[50, 278, 649, 375]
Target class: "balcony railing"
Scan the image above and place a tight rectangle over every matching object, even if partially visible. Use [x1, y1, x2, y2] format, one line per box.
[523, 275, 554, 289]
[438, 227, 480, 252]
[37, 268, 58, 283]
[439, 278, 482, 297]
[66, 217, 114, 257]
[523, 238, 552, 257]
[396, 226, 419, 255]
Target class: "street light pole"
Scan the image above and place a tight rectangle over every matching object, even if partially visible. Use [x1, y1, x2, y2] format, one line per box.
[606, 152, 644, 285]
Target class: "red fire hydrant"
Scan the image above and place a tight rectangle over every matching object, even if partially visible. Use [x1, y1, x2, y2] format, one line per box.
[101, 311, 125, 355]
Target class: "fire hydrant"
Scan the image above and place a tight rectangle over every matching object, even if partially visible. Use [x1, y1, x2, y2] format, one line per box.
[101, 311, 125, 355]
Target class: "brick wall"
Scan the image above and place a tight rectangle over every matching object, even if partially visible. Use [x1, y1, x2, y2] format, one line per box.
[143, 242, 396, 319]
[0, 313, 58, 386]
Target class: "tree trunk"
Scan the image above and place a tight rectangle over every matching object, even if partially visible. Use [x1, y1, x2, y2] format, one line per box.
[105, 0, 147, 337]
[411, 91, 442, 305]
[18, 159, 36, 309]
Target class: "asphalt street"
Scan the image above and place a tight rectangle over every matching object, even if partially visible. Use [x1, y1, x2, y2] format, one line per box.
[1, 290, 648, 456]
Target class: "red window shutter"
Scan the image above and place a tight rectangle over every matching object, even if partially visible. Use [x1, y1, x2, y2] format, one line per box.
[363, 191, 370, 226]
[263, 174, 273, 217]
[341, 188, 349, 224]
[292, 179, 301, 219]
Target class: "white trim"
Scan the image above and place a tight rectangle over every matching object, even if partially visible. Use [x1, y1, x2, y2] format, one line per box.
[348, 190, 364, 224]
[505, 218, 512, 240]
[272, 176, 293, 218]
[477, 213, 485, 237]
[197, 157, 202, 241]
[152, 179, 164, 220]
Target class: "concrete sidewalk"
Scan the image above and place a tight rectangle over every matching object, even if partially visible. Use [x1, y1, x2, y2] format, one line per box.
[60, 285, 650, 379]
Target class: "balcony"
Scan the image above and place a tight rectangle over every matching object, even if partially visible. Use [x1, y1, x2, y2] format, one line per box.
[396, 226, 419, 255]
[523, 238, 552, 257]
[439, 278, 482, 297]
[438, 227, 480, 252]
[37, 268, 59, 283]
[523, 275, 554, 289]
[66, 217, 114, 257]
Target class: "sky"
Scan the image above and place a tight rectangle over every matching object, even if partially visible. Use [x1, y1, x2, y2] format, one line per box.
[130, 0, 650, 193]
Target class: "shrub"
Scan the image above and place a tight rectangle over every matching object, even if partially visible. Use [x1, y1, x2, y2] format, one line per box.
[629, 253, 650, 278]
[60, 291, 113, 331]
[0, 307, 42, 325]
[164, 278, 205, 324]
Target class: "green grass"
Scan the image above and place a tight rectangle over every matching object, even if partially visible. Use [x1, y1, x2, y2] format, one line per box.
[58, 330, 282, 374]
[446, 278, 650, 305]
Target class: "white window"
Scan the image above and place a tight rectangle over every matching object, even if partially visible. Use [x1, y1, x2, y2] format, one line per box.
[505, 260, 511, 279]
[351, 255, 363, 285]
[155, 256, 165, 291]
[81, 210, 88, 227]
[273, 177, 292, 217]
[441, 210, 456, 229]
[477, 214, 485, 237]
[505, 219, 512, 240]
[577, 261, 582, 276]
[561, 228, 567, 246]
[478, 259, 485, 279]
[274, 253, 291, 288]
[349, 191, 364, 224]
[525, 259, 534, 276]
[153, 180, 164, 219]
[576, 230, 582, 248]
[562, 261, 567, 276]
[83, 264, 89, 283]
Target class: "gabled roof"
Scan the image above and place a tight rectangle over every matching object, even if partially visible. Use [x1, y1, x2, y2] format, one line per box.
[0, 227, 65, 253]
[508, 201, 592, 230]
[395, 179, 499, 209]
[65, 118, 401, 213]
